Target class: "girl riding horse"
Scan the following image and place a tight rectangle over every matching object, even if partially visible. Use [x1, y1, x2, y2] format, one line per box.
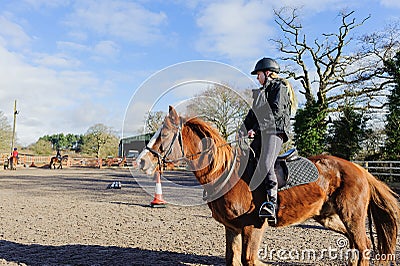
[139, 106, 399, 266]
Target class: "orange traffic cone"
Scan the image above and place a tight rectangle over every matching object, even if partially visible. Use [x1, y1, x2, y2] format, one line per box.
[150, 171, 167, 208]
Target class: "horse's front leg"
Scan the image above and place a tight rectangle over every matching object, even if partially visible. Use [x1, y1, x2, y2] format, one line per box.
[241, 223, 268, 266]
[225, 226, 242, 266]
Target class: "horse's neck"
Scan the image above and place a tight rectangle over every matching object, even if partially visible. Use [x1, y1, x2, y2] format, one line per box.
[183, 125, 232, 185]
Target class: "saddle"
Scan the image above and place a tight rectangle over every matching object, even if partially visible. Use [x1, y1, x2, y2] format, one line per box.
[274, 149, 319, 191]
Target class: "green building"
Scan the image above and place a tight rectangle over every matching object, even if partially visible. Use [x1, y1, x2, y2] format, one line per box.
[118, 132, 154, 157]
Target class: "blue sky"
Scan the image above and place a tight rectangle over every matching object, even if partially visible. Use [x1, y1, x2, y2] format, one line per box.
[0, 0, 399, 146]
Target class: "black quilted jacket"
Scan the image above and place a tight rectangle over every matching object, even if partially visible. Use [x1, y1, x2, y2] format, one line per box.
[243, 78, 291, 143]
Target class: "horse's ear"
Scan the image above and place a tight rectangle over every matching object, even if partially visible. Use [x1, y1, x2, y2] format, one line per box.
[168, 105, 179, 123]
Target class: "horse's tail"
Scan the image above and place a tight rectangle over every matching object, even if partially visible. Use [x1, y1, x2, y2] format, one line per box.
[365, 171, 399, 258]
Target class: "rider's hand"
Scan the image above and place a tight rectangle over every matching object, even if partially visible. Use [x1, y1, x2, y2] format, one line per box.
[248, 129, 256, 139]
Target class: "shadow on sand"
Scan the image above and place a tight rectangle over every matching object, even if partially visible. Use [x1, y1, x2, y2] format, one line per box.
[0, 240, 225, 266]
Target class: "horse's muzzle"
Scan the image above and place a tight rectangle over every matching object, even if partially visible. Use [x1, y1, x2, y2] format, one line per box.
[137, 151, 156, 175]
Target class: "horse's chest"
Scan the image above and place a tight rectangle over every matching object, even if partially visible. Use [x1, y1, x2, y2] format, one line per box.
[208, 196, 254, 223]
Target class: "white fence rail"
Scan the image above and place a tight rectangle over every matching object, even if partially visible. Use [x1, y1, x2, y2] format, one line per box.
[353, 161, 400, 181]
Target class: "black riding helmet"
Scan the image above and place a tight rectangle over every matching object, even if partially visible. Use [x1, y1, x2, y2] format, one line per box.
[251, 57, 280, 75]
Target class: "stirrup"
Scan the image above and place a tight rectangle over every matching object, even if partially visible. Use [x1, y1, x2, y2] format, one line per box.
[259, 201, 277, 225]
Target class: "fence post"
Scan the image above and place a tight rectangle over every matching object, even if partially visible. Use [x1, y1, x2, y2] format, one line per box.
[365, 161, 368, 172]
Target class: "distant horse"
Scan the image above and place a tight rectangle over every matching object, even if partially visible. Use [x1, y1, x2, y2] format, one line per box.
[9, 156, 17, 170]
[49, 155, 69, 169]
[138, 106, 399, 266]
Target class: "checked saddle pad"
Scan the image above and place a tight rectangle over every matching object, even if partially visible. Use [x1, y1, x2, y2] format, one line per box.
[276, 150, 320, 191]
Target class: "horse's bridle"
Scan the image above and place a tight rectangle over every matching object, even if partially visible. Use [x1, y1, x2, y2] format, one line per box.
[145, 118, 185, 168]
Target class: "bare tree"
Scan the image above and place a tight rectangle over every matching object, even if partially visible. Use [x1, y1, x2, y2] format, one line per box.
[273, 7, 400, 112]
[186, 84, 252, 140]
[0, 111, 12, 152]
[144, 111, 166, 133]
[82, 124, 119, 158]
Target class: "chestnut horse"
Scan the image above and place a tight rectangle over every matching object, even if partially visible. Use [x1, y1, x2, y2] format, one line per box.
[138, 106, 399, 266]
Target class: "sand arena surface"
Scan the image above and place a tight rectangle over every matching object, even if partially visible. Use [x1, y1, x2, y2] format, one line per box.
[0, 167, 399, 265]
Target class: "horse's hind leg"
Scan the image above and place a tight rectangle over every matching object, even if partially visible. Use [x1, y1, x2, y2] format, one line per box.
[314, 211, 360, 265]
[336, 191, 371, 265]
[225, 226, 242, 266]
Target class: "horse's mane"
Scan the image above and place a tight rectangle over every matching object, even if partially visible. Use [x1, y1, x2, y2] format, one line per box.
[183, 117, 233, 179]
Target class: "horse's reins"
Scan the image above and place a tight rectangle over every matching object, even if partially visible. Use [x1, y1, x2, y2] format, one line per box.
[202, 147, 238, 202]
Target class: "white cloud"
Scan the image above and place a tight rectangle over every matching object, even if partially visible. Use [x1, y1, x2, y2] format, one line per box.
[92, 41, 120, 61]
[196, 1, 274, 60]
[194, 0, 365, 62]
[380, 0, 400, 8]
[21, 0, 70, 10]
[64, 0, 168, 45]
[0, 15, 31, 49]
[57, 41, 89, 53]
[57, 40, 120, 63]
[32, 53, 81, 68]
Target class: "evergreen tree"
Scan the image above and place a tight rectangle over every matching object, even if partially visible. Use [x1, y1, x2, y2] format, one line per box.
[293, 102, 327, 157]
[384, 51, 400, 160]
[327, 105, 367, 160]
[39, 133, 83, 152]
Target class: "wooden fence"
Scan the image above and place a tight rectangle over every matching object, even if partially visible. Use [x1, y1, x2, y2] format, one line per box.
[0, 153, 125, 169]
[353, 161, 400, 182]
